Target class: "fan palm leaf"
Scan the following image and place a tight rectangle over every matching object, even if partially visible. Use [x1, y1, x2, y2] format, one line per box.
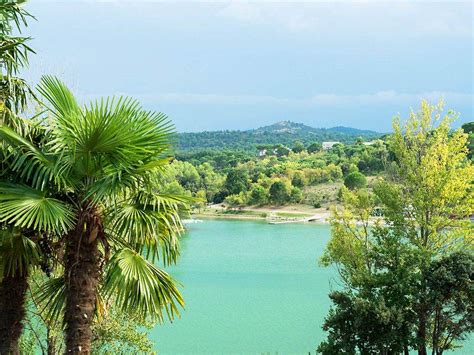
[0, 182, 75, 234]
[1, 75, 188, 352]
[103, 248, 184, 323]
[0, 230, 40, 277]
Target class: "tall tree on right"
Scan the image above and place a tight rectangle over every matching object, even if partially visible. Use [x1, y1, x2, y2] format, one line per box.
[319, 101, 474, 355]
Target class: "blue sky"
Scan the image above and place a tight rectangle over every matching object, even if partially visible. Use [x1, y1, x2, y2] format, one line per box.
[25, 1, 472, 132]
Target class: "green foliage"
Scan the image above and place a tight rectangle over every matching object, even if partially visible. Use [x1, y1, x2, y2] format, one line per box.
[103, 248, 184, 323]
[307, 142, 322, 153]
[425, 251, 474, 353]
[19, 270, 157, 355]
[165, 134, 388, 208]
[224, 192, 247, 209]
[91, 308, 156, 354]
[319, 101, 474, 354]
[0, 77, 190, 347]
[292, 140, 305, 153]
[291, 171, 306, 188]
[269, 180, 290, 205]
[224, 169, 249, 195]
[289, 186, 303, 203]
[275, 145, 291, 157]
[461, 121, 474, 160]
[249, 185, 268, 206]
[318, 290, 414, 355]
[177, 121, 381, 152]
[343, 171, 367, 190]
[0, 182, 74, 235]
[0, 231, 40, 278]
[0, 0, 35, 114]
[305, 192, 322, 208]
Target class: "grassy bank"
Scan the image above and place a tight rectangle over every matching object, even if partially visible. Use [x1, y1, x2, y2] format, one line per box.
[192, 204, 330, 223]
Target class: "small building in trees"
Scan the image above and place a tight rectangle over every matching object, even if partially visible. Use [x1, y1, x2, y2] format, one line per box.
[322, 141, 341, 150]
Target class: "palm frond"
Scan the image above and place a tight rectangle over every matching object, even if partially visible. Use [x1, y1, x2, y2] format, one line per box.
[0, 124, 68, 189]
[0, 230, 40, 277]
[105, 190, 191, 264]
[37, 75, 80, 122]
[33, 275, 66, 327]
[0, 182, 75, 234]
[0, 1, 33, 35]
[33, 275, 107, 328]
[102, 248, 184, 323]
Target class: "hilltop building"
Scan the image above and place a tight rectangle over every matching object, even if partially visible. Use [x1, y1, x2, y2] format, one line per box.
[322, 141, 341, 150]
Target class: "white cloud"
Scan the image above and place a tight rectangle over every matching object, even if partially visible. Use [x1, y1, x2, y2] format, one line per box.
[128, 90, 473, 107]
[32, 1, 473, 37]
[218, 1, 473, 37]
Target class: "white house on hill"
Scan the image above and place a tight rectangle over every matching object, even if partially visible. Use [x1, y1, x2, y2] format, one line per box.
[322, 141, 341, 150]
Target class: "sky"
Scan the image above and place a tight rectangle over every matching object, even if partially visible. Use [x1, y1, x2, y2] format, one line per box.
[24, 0, 473, 132]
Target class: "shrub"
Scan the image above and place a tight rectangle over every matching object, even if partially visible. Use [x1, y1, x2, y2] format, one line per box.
[344, 171, 367, 190]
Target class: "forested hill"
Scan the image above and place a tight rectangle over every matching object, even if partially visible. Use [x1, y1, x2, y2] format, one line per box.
[176, 121, 382, 151]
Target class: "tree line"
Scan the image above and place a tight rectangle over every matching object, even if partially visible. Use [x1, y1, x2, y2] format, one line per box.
[165, 138, 390, 210]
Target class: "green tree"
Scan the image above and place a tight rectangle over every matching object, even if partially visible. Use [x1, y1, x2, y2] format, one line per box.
[306, 192, 322, 208]
[291, 170, 306, 188]
[275, 145, 290, 157]
[0, 77, 189, 353]
[249, 185, 268, 205]
[343, 171, 367, 190]
[0, 0, 34, 116]
[162, 180, 191, 197]
[292, 140, 305, 153]
[224, 169, 249, 195]
[0, 2, 37, 352]
[91, 307, 156, 354]
[174, 161, 200, 193]
[461, 121, 473, 160]
[425, 251, 474, 354]
[289, 186, 303, 203]
[320, 101, 474, 355]
[197, 162, 224, 203]
[307, 142, 322, 153]
[225, 192, 247, 209]
[269, 180, 290, 205]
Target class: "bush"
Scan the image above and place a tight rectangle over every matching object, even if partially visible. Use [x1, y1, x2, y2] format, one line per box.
[306, 192, 322, 208]
[291, 171, 306, 188]
[344, 171, 367, 190]
[269, 180, 290, 205]
[249, 185, 268, 205]
[290, 187, 303, 203]
[224, 192, 247, 209]
[307, 142, 322, 153]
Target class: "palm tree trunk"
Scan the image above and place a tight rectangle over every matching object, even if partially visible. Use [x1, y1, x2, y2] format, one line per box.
[64, 213, 100, 354]
[0, 269, 29, 355]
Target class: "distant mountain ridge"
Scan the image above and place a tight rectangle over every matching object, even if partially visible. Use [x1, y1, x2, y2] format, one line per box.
[177, 121, 382, 151]
[255, 121, 379, 136]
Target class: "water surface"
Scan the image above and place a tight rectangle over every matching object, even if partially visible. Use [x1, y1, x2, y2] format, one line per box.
[151, 219, 473, 354]
[152, 220, 335, 353]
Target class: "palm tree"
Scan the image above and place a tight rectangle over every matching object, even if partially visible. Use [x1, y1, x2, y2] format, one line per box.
[0, 76, 188, 353]
[0, 0, 35, 115]
[0, 1, 37, 352]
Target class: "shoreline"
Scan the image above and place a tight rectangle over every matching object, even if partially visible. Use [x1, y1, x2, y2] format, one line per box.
[190, 204, 332, 224]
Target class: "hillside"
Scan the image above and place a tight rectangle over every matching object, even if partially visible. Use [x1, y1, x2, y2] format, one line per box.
[177, 120, 381, 151]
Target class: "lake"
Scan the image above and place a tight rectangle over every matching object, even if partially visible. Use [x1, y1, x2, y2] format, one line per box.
[150, 219, 473, 354]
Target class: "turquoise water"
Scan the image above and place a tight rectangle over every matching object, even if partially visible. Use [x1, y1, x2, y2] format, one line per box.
[150, 220, 473, 354]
